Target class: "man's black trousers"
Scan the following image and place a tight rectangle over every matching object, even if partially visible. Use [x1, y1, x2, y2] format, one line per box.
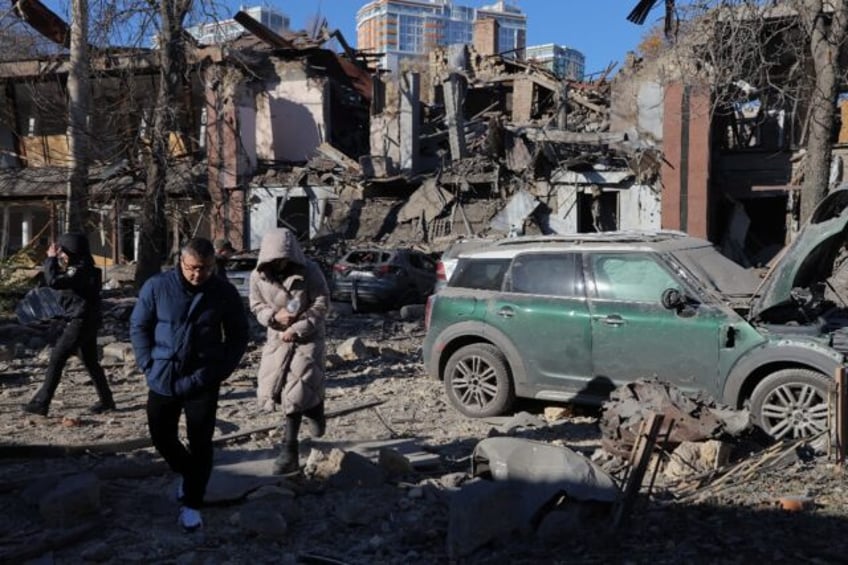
[146, 386, 219, 509]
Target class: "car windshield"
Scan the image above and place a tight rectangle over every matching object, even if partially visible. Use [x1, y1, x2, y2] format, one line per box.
[672, 246, 761, 297]
[345, 250, 391, 265]
[225, 257, 257, 271]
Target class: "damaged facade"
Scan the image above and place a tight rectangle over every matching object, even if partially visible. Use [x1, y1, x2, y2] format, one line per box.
[4, 2, 845, 267]
[0, 3, 663, 265]
[611, 4, 848, 267]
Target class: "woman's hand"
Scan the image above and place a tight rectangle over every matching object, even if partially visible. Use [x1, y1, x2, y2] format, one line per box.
[281, 328, 298, 343]
[274, 309, 297, 327]
[47, 243, 60, 258]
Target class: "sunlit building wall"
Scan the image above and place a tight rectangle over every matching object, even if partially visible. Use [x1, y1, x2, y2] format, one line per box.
[186, 6, 290, 44]
[525, 43, 585, 80]
[356, 0, 527, 71]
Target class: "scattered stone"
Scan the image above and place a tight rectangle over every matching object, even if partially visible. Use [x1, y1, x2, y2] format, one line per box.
[325, 353, 344, 369]
[328, 450, 387, 489]
[483, 411, 547, 433]
[337, 337, 369, 361]
[378, 346, 406, 360]
[239, 500, 288, 539]
[439, 472, 468, 490]
[399, 304, 424, 320]
[102, 342, 135, 363]
[0, 343, 17, 362]
[664, 440, 732, 480]
[247, 484, 296, 500]
[334, 497, 387, 526]
[39, 472, 101, 528]
[543, 406, 572, 421]
[378, 447, 414, 476]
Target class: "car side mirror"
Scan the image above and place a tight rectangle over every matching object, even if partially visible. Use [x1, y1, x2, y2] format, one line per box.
[661, 288, 684, 310]
[661, 288, 699, 317]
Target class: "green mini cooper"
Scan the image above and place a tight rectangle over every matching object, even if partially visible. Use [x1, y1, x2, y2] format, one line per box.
[423, 189, 848, 439]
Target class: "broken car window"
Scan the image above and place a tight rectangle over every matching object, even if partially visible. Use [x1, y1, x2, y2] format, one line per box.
[509, 253, 579, 297]
[592, 253, 681, 303]
[450, 258, 511, 291]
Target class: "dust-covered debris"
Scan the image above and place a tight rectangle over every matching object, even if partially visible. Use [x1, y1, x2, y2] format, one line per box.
[1, 299, 848, 563]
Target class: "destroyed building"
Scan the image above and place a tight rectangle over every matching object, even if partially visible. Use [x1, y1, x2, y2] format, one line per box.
[611, 3, 848, 267]
[0, 6, 374, 262]
[0, 2, 664, 265]
[6, 2, 845, 268]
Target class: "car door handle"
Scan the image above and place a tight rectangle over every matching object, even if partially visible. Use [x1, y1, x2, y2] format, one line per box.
[594, 314, 625, 326]
[497, 306, 515, 318]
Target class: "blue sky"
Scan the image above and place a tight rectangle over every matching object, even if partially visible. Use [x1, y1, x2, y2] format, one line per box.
[220, 1, 656, 77]
[38, 1, 656, 77]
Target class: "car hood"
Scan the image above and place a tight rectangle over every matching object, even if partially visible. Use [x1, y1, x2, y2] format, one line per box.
[751, 186, 848, 318]
[673, 244, 762, 300]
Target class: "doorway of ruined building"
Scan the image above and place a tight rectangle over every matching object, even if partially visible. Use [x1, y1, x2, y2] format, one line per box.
[577, 189, 618, 232]
[276, 196, 310, 240]
[120, 218, 137, 262]
[717, 192, 789, 266]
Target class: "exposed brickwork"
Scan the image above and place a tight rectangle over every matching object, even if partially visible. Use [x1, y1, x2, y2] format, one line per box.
[661, 82, 711, 238]
[473, 18, 499, 57]
[511, 77, 534, 124]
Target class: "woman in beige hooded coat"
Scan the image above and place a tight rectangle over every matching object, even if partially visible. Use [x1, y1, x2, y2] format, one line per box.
[249, 228, 330, 474]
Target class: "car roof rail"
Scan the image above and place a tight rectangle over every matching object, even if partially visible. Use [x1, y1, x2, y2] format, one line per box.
[493, 230, 688, 246]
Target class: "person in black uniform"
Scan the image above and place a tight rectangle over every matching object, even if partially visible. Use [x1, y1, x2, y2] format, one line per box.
[22, 233, 115, 416]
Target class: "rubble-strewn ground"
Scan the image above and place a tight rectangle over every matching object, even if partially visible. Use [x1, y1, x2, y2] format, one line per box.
[2, 296, 848, 564]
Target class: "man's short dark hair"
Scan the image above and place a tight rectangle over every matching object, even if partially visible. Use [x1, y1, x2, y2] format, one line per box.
[181, 238, 215, 260]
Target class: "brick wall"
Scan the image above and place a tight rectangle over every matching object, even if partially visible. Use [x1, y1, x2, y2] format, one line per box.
[473, 18, 499, 57]
[661, 82, 711, 238]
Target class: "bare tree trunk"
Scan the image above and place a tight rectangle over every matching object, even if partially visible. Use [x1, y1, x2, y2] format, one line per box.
[134, 0, 192, 287]
[800, 0, 848, 223]
[66, 0, 90, 233]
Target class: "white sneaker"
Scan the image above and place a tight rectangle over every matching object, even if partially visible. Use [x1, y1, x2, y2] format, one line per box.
[178, 506, 203, 532]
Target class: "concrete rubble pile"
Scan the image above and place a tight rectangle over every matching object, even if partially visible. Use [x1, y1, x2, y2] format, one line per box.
[270, 40, 661, 258]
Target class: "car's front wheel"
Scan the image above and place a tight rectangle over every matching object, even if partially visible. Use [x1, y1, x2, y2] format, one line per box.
[443, 343, 514, 418]
[749, 368, 831, 440]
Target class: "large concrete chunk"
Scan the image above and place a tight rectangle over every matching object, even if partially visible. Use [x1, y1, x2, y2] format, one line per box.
[328, 450, 387, 489]
[447, 479, 549, 559]
[472, 437, 619, 502]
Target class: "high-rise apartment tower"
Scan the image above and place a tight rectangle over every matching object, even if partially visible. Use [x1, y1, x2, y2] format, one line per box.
[356, 0, 526, 71]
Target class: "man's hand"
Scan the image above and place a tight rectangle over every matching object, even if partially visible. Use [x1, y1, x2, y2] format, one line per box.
[47, 243, 60, 258]
[274, 309, 297, 327]
[281, 328, 298, 343]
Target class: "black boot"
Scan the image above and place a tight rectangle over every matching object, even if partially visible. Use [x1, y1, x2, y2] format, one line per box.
[22, 400, 49, 416]
[90, 374, 115, 414]
[272, 442, 300, 475]
[89, 398, 116, 414]
[304, 402, 326, 438]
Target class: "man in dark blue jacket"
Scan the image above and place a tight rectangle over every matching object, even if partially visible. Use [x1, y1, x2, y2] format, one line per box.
[130, 237, 248, 532]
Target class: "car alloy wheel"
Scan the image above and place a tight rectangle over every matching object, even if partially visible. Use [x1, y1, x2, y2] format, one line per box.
[749, 368, 830, 440]
[443, 343, 515, 418]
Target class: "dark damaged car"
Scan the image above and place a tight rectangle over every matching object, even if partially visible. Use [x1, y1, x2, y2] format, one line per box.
[423, 188, 848, 440]
[331, 248, 437, 311]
